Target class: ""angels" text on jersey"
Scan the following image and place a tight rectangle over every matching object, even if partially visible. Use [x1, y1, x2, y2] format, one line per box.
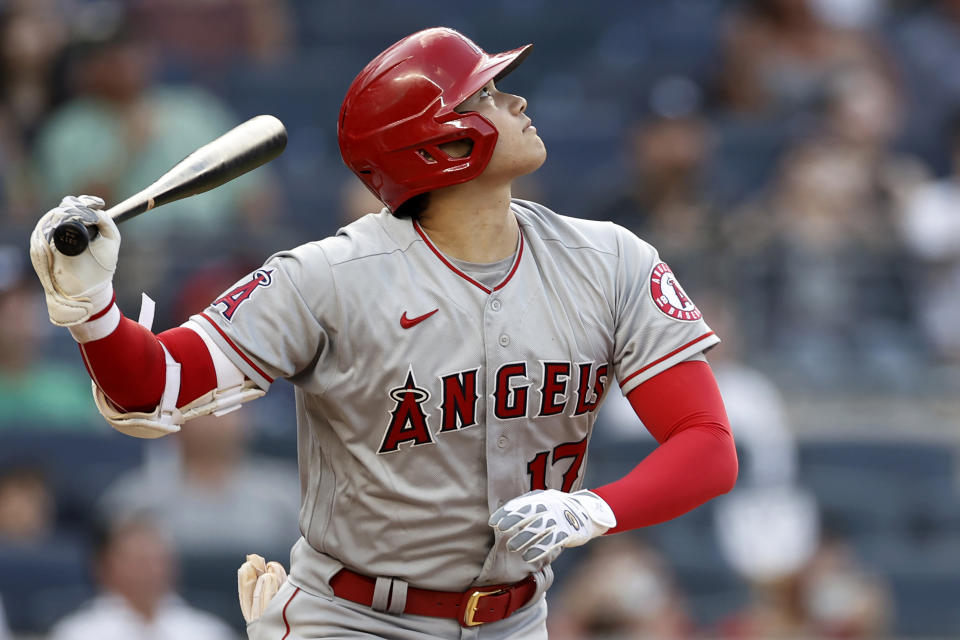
[378, 361, 608, 454]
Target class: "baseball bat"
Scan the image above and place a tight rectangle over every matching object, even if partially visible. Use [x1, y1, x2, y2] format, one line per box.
[52, 114, 288, 256]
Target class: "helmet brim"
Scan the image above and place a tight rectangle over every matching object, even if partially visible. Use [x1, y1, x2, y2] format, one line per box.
[441, 43, 533, 113]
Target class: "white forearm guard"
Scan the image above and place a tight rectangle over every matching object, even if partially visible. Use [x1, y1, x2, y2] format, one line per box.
[92, 295, 265, 439]
[93, 375, 266, 439]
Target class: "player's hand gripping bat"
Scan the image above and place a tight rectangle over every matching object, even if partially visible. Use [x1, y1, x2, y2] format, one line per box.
[52, 114, 288, 256]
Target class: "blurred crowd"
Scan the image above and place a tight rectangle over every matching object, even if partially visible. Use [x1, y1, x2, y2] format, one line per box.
[2, 0, 960, 638]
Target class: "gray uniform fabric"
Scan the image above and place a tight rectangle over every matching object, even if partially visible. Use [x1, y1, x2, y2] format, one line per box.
[191, 199, 718, 634]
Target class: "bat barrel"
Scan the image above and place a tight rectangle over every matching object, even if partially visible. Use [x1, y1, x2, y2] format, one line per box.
[50, 115, 287, 256]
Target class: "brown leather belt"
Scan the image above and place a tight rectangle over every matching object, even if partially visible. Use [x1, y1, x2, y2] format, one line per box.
[329, 568, 537, 627]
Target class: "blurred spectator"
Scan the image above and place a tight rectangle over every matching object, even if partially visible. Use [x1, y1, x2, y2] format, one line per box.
[718, 0, 892, 119]
[48, 513, 237, 640]
[98, 408, 300, 560]
[716, 536, 892, 638]
[716, 483, 821, 597]
[720, 135, 917, 383]
[0, 245, 101, 430]
[0, 2, 68, 228]
[593, 77, 719, 292]
[0, 1, 68, 139]
[0, 459, 89, 635]
[130, 0, 293, 81]
[890, 0, 960, 168]
[0, 465, 54, 543]
[801, 538, 892, 638]
[895, 111, 960, 362]
[548, 536, 693, 640]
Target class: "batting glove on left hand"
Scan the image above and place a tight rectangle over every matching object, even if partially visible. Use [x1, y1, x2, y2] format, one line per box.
[29, 195, 120, 326]
[489, 489, 616, 568]
[238, 554, 287, 624]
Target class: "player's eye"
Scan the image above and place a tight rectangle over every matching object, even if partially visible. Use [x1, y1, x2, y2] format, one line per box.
[456, 84, 494, 114]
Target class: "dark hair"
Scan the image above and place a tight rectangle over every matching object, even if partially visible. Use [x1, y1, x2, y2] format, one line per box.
[393, 192, 431, 220]
[90, 510, 160, 560]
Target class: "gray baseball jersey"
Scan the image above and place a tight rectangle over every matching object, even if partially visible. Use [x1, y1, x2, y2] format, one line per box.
[191, 198, 718, 592]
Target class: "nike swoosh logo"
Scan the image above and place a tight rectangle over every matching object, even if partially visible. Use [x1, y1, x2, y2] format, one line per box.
[400, 308, 438, 329]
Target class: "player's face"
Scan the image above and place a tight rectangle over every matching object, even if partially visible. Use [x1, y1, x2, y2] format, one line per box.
[457, 81, 546, 181]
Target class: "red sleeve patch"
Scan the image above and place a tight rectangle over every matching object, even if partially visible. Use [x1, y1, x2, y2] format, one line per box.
[649, 262, 702, 321]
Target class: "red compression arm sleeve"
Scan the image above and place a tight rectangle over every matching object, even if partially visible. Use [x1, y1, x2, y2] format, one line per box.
[78, 314, 217, 413]
[592, 360, 738, 533]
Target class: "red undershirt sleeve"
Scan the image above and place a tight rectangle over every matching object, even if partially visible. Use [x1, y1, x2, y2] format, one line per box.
[592, 360, 738, 533]
[78, 314, 218, 413]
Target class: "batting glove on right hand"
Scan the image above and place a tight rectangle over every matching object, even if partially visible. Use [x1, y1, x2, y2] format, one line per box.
[29, 196, 120, 326]
[489, 489, 617, 569]
[238, 554, 287, 624]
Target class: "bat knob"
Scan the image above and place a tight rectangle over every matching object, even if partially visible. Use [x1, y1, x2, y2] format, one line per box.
[53, 220, 100, 256]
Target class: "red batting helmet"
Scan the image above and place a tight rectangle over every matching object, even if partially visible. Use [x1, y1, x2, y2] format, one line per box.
[338, 27, 532, 212]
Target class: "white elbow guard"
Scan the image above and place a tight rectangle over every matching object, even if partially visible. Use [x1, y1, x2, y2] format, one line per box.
[92, 295, 266, 439]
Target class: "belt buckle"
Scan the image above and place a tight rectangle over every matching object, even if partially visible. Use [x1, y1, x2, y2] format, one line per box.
[462, 588, 505, 627]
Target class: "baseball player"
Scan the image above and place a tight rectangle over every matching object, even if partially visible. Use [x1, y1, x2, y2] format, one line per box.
[29, 27, 738, 639]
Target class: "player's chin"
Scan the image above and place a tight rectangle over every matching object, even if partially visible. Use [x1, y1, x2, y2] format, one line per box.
[520, 140, 547, 173]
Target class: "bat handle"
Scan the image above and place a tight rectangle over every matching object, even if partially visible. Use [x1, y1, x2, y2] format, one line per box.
[52, 220, 100, 256]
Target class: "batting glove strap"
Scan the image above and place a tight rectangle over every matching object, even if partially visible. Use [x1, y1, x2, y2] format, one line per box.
[489, 489, 617, 567]
[68, 296, 120, 343]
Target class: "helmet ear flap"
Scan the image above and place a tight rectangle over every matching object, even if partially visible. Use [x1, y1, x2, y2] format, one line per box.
[430, 110, 498, 168]
[407, 109, 498, 176]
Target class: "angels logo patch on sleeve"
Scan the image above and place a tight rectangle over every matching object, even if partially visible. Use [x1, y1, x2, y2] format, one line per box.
[649, 262, 702, 322]
[213, 269, 274, 320]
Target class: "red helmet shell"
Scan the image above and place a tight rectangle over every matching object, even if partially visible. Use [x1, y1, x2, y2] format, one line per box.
[338, 27, 532, 211]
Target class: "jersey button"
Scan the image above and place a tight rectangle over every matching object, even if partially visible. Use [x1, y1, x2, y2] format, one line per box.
[499, 334, 510, 347]
[497, 435, 509, 448]
[491, 299, 501, 311]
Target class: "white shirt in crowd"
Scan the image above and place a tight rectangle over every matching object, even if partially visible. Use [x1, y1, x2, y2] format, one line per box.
[48, 594, 237, 640]
[0, 595, 11, 640]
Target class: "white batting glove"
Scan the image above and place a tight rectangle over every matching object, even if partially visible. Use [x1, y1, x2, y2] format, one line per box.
[28, 195, 120, 326]
[489, 489, 617, 568]
[238, 554, 287, 624]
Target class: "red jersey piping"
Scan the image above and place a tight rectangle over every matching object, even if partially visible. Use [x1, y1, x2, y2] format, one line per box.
[619, 332, 717, 388]
[281, 587, 300, 639]
[413, 221, 524, 294]
[197, 312, 274, 383]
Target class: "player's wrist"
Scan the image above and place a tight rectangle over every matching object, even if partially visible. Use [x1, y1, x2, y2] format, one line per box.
[570, 489, 617, 534]
[68, 286, 119, 343]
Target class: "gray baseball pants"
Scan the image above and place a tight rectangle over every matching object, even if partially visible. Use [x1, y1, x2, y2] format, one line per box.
[247, 576, 550, 639]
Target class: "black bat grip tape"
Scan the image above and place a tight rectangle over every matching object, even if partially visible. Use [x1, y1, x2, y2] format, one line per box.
[52, 220, 100, 256]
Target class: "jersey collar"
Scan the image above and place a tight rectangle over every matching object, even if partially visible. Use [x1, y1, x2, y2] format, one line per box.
[413, 220, 524, 294]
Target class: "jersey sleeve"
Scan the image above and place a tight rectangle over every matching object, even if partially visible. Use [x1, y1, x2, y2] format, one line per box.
[189, 243, 338, 390]
[612, 225, 720, 395]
